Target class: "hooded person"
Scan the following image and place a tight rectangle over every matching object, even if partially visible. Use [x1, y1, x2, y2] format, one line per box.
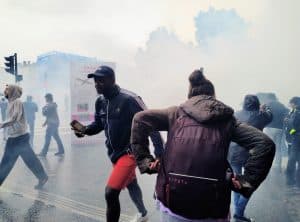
[38, 93, 65, 157]
[285, 96, 300, 185]
[0, 85, 48, 189]
[257, 93, 289, 171]
[130, 69, 275, 222]
[228, 94, 273, 221]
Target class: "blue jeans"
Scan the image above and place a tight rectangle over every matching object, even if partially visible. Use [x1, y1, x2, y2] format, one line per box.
[41, 124, 64, 155]
[231, 164, 249, 217]
[0, 134, 47, 185]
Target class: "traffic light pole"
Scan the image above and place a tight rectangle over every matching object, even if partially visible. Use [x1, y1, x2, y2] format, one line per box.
[14, 53, 17, 83]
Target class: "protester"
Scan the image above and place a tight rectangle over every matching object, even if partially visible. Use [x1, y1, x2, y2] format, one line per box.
[23, 95, 38, 146]
[228, 94, 273, 221]
[257, 93, 289, 171]
[38, 93, 65, 157]
[0, 85, 48, 189]
[284, 97, 300, 185]
[0, 97, 7, 122]
[71, 66, 164, 222]
[131, 69, 275, 222]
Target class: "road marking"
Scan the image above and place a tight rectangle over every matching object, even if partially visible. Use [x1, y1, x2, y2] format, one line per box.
[1, 183, 132, 222]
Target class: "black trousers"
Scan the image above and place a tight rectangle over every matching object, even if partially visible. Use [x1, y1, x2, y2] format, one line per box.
[286, 142, 300, 182]
[0, 133, 47, 185]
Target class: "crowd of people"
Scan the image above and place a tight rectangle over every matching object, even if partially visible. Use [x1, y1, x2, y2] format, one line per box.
[0, 66, 299, 222]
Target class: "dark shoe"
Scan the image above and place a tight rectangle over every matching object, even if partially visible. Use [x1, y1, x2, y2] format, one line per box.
[34, 175, 48, 189]
[54, 152, 64, 156]
[234, 215, 254, 222]
[37, 153, 46, 157]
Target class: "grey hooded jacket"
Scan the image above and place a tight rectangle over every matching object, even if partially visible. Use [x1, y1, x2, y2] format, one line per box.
[0, 85, 28, 138]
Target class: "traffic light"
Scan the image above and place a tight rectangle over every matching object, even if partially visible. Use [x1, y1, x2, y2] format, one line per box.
[4, 56, 15, 74]
[3, 53, 22, 83]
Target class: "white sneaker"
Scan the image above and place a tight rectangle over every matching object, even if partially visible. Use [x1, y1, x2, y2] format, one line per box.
[130, 213, 148, 222]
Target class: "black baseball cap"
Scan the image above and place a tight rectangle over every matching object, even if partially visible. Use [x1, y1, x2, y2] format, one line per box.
[87, 66, 115, 78]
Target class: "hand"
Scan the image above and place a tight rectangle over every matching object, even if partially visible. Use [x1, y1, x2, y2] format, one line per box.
[71, 128, 85, 138]
[149, 159, 160, 171]
[232, 176, 242, 190]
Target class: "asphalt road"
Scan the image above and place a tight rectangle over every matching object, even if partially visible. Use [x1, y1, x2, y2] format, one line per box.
[0, 128, 299, 222]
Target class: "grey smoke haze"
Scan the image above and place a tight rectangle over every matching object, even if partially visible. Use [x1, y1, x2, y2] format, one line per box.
[0, 0, 299, 112]
[117, 1, 299, 111]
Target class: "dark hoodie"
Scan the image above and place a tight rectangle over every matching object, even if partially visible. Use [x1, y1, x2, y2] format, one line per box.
[131, 95, 275, 199]
[42, 102, 59, 126]
[228, 95, 273, 165]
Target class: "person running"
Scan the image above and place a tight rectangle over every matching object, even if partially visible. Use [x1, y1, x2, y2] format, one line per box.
[228, 95, 273, 222]
[0, 85, 48, 189]
[71, 66, 164, 222]
[38, 93, 65, 157]
[131, 69, 275, 222]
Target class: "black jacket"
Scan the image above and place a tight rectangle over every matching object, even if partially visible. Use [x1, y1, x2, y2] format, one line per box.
[85, 85, 164, 163]
[285, 108, 300, 146]
[266, 101, 288, 129]
[229, 101, 273, 166]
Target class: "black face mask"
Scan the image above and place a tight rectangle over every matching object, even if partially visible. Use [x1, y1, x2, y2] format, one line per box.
[5, 95, 8, 100]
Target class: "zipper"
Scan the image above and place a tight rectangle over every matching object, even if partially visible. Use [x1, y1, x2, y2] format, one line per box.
[106, 100, 114, 151]
[169, 172, 218, 182]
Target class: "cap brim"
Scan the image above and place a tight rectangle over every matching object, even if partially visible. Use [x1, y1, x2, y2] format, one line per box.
[87, 73, 105, 78]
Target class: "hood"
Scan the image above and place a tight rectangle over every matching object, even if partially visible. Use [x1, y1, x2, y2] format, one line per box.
[180, 95, 234, 123]
[243, 95, 260, 111]
[6, 84, 22, 102]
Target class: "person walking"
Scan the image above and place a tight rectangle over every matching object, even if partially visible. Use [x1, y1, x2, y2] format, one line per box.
[0, 85, 48, 189]
[38, 93, 65, 157]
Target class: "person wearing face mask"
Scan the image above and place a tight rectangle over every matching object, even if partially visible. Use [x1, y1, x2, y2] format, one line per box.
[0, 85, 48, 189]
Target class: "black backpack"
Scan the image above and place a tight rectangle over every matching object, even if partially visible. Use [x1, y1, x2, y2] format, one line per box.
[156, 108, 234, 220]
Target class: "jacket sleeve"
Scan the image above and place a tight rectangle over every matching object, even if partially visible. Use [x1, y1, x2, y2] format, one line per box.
[0, 100, 23, 128]
[231, 121, 275, 197]
[85, 99, 104, 135]
[127, 96, 165, 158]
[131, 107, 177, 173]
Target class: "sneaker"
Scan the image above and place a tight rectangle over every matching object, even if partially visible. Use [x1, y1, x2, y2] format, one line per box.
[54, 152, 64, 156]
[130, 213, 148, 222]
[34, 175, 48, 189]
[234, 215, 254, 222]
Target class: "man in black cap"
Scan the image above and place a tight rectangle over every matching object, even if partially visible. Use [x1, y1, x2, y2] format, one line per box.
[38, 93, 65, 157]
[71, 66, 164, 222]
